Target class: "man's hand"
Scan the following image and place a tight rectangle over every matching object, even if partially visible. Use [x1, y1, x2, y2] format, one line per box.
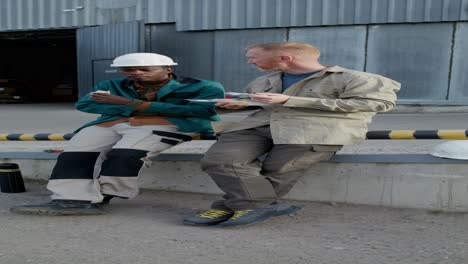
[90, 93, 132, 105]
[249, 93, 290, 104]
[215, 99, 249, 109]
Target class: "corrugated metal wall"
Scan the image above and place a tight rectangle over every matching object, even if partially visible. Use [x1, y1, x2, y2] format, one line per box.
[288, 26, 367, 71]
[149, 25, 214, 80]
[1, 0, 468, 32]
[1, 0, 468, 104]
[212, 29, 287, 91]
[174, 0, 468, 31]
[0, 0, 175, 32]
[149, 22, 468, 104]
[366, 23, 453, 101]
[450, 22, 468, 101]
[77, 21, 144, 97]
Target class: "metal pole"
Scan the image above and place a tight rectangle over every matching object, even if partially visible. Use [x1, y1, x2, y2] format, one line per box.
[1, 130, 468, 141]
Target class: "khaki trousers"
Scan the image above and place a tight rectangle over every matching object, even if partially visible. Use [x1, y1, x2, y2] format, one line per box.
[48, 123, 195, 203]
[201, 126, 341, 210]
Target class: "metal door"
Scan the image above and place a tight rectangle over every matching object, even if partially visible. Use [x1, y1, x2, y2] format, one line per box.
[76, 21, 144, 97]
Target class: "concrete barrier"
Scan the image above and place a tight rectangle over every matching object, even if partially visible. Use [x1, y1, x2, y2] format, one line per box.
[1, 152, 467, 212]
[2, 130, 468, 140]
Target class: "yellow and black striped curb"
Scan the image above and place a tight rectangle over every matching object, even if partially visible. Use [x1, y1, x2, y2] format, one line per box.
[366, 130, 468, 140]
[0, 133, 210, 141]
[1, 130, 468, 141]
[0, 133, 75, 141]
[0, 168, 21, 172]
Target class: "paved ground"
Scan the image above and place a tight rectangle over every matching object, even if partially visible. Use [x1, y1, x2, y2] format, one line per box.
[1, 182, 467, 264]
[1, 104, 468, 263]
[2, 103, 468, 154]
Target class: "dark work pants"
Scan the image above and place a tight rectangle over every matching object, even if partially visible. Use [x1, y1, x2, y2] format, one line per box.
[201, 126, 342, 210]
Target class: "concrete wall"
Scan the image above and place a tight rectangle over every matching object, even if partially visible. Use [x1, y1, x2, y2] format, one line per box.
[4, 155, 468, 212]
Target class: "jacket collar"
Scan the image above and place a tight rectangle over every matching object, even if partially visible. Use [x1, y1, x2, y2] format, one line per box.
[265, 65, 346, 83]
[156, 79, 185, 100]
[260, 66, 346, 94]
[125, 78, 186, 100]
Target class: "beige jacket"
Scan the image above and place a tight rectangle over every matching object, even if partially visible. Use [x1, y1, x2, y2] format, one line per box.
[213, 66, 400, 145]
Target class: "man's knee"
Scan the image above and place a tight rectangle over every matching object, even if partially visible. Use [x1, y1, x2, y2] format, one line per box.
[263, 161, 311, 174]
[263, 155, 307, 174]
[263, 151, 330, 174]
[200, 156, 225, 172]
[50, 151, 101, 180]
[100, 148, 148, 176]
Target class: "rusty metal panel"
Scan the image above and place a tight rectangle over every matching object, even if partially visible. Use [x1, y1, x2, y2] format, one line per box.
[289, 26, 366, 71]
[449, 22, 468, 102]
[149, 24, 214, 80]
[366, 23, 453, 101]
[213, 28, 287, 92]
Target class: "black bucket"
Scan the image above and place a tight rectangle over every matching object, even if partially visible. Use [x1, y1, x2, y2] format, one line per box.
[0, 163, 26, 193]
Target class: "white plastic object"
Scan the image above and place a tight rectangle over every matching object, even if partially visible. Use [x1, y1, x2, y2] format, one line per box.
[430, 140, 468, 160]
[91, 90, 110, 94]
[110, 53, 178, 67]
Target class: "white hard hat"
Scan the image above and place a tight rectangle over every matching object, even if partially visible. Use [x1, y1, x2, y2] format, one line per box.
[110, 53, 178, 67]
[430, 140, 468, 160]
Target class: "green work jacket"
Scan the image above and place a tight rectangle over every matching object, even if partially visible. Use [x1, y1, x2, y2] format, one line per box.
[75, 77, 225, 133]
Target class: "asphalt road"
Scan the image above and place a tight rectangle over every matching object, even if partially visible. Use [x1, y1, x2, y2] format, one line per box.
[0, 182, 467, 264]
[1, 104, 468, 264]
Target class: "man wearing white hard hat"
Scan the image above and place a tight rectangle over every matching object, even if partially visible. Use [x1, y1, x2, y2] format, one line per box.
[11, 53, 225, 215]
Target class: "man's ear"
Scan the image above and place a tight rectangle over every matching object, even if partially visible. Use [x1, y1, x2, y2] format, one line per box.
[166, 67, 173, 73]
[279, 55, 293, 62]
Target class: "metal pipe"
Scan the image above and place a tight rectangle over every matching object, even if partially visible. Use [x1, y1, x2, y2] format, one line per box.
[1, 130, 468, 141]
[366, 130, 468, 140]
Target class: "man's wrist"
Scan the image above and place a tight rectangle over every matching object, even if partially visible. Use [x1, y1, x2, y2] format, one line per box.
[126, 99, 145, 107]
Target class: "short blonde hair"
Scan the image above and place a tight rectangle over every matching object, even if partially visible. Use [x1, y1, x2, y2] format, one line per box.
[247, 42, 320, 58]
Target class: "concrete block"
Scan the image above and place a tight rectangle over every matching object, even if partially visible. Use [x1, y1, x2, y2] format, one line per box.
[139, 161, 221, 194]
[2, 155, 468, 212]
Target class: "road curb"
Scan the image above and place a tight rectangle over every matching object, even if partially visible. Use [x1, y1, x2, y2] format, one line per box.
[2, 153, 467, 212]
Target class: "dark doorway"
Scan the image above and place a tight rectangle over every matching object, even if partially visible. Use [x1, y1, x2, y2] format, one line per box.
[0, 29, 77, 103]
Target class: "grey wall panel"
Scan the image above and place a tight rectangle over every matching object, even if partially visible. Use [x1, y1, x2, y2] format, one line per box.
[149, 24, 214, 80]
[77, 21, 144, 97]
[2, 0, 89, 30]
[93, 59, 121, 86]
[1, 0, 468, 32]
[449, 22, 468, 101]
[366, 23, 453, 101]
[213, 29, 287, 92]
[0, 0, 175, 32]
[289, 26, 366, 71]
[145, 0, 175, 23]
[174, 0, 468, 31]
